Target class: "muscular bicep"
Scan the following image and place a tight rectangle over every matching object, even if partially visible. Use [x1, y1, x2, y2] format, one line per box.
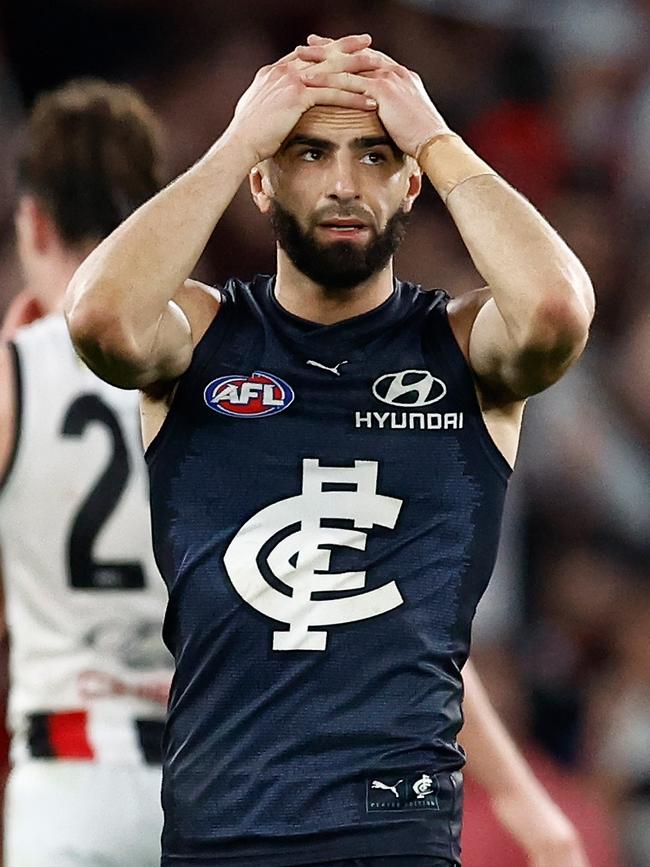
[468, 292, 588, 401]
[71, 278, 218, 391]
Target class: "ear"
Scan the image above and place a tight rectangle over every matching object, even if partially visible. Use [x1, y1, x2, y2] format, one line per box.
[401, 161, 422, 214]
[248, 163, 275, 215]
[15, 195, 55, 254]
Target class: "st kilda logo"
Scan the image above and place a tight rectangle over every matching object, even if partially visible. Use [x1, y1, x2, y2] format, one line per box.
[203, 371, 294, 418]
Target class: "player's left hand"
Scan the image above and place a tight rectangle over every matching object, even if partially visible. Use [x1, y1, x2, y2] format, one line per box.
[492, 789, 591, 867]
[296, 34, 451, 159]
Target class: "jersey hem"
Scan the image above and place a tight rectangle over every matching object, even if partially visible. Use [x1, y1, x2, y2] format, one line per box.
[162, 845, 458, 866]
[161, 817, 461, 866]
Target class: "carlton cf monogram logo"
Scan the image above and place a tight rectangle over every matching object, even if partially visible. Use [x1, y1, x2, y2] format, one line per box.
[413, 774, 435, 798]
[223, 460, 404, 651]
[372, 370, 446, 407]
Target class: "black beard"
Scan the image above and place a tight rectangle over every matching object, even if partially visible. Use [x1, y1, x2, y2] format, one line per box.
[270, 201, 411, 293]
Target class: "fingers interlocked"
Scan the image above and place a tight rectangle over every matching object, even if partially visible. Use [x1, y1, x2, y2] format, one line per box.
[258, 33, 410, 120]
[295, 37, 404, 104]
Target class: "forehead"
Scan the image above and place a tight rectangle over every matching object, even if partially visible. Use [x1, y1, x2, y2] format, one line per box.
[286, 106, 389, 145]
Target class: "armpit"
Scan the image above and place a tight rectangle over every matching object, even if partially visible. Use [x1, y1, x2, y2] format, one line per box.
[446, 287, 493, 361]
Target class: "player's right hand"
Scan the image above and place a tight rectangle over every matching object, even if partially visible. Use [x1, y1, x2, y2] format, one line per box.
[226, 34, 378, 165]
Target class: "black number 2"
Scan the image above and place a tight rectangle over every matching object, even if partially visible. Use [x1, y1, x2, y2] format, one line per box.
[61, 394, 146, 591]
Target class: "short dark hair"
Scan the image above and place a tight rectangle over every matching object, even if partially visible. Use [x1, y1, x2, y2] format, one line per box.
[18, 78, 164, 247]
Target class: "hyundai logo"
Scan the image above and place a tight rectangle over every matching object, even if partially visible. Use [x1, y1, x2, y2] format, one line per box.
[372, 370, 447, 407]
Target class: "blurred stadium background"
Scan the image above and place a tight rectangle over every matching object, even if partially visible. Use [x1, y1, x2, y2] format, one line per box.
[0, 1, 648, 865]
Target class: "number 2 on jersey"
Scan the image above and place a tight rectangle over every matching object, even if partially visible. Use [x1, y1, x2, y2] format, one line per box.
[61, 394, 146, 591]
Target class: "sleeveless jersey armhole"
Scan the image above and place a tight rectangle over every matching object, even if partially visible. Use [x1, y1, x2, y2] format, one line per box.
[0, 342, 23, 493]
[429, 298, 512, 483]
[144, 296, 234, 465]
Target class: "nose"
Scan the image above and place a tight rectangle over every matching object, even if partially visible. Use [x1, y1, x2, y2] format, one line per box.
[327, 153, 360, 203]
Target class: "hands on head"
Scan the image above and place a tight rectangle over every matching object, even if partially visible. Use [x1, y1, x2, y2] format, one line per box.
[229, 33, 450, 165]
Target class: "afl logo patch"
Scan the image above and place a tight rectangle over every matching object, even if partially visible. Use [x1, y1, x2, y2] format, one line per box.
[204, 371, 294, 418]
[372, 370, 446, 407]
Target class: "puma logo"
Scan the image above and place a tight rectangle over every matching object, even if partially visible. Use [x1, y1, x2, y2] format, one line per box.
[371, 779, 403, 798]
[306, 359, 349, 376]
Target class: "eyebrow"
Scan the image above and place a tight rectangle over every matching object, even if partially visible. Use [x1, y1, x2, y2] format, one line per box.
[283, 134, 402, 158]
[283, 135, 333, 151]
[352, 136, 396, 151]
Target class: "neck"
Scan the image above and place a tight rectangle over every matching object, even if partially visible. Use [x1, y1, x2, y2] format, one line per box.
[24, 267, 71, 317]
[274, 248, 394, 325]
[24, 243, 95, 317]
[37, 284, 66, 316]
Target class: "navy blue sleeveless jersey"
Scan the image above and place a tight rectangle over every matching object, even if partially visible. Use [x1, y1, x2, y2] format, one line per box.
[146, 275, 511, 866]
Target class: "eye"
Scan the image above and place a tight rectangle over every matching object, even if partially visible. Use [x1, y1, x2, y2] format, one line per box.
[361, 151, 387, 165]
[300, 148, 324, 162]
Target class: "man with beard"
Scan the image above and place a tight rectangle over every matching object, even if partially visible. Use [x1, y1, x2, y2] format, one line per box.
[64, 33, 594, 867]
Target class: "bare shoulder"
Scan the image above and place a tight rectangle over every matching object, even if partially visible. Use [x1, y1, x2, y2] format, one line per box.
[0, 291, 43, 340]
[140, 279, 221, 450]
[447, 287, 525, 469]
[0, 341, 17, 485]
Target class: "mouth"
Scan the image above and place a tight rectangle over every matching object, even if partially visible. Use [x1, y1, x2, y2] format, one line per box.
[317, 218, 371, 239]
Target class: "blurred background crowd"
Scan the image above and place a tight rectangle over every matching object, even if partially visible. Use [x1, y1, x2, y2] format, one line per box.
[0, 1, 648, 865]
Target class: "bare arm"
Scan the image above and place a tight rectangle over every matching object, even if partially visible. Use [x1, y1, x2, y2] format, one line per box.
[0, 344, 16, 486]
[64, 35, 378, 390]
[64, 135, 254, 390]
[298, 43, 595, 401]
[423, 136, 594, 401]
[0, 292, 42, 481]
[463, 661, 589, 867]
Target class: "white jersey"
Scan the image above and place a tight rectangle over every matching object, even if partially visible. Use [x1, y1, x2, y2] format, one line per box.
[0, 314, 171, 765]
